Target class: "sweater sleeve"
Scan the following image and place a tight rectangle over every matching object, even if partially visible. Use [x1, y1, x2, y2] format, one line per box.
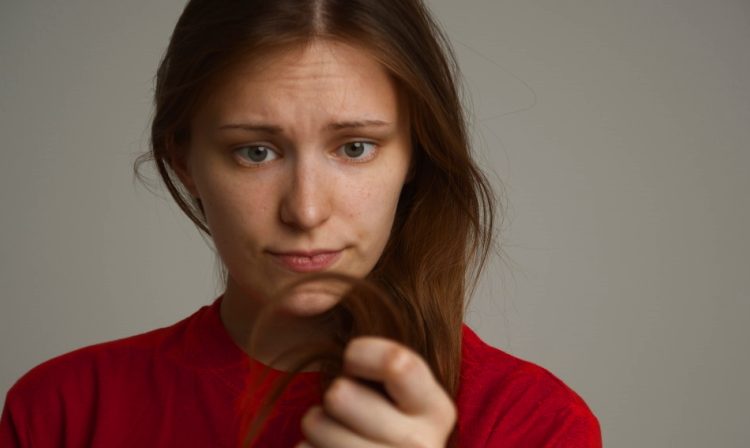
[459, 325, 602, 447]
[1, 374, 68, 448]
[1, 381, 37, 448]
[481, 366, 603, 447]
[477, 391, 602, 447]
[0, 349, 99, 448]
[523, 403, 602, 448]
[0, 396, 24, 448]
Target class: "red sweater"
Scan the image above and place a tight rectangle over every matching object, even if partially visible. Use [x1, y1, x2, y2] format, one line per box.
[1, 297, 601, 447]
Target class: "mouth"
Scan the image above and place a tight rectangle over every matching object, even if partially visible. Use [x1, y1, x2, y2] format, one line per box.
[267, 249, 343, 273]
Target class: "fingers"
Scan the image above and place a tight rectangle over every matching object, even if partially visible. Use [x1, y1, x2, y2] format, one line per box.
[300, 406, 384, 448]
[342, 337, 456, 422]
[301, 338, 457, 447]
[322, 376, 408, 442]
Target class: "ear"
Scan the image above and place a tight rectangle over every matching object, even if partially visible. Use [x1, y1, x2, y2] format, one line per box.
[168, 144, 200, 199]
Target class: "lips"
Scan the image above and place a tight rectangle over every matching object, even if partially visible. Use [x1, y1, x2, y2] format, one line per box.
[268, 250, 343, 273]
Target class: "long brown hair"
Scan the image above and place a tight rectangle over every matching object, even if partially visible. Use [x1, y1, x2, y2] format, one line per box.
[135, 0, 496, 444]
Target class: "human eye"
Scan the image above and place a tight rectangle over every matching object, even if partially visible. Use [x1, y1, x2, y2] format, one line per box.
[233, 145, 280, 166]
[336, 141, 378, 162]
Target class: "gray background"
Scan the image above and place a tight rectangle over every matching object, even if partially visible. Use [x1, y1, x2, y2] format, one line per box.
[1, 1, 748, 446]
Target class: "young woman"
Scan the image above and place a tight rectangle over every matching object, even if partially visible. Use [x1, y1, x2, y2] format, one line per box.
[0, 1, 601, 446]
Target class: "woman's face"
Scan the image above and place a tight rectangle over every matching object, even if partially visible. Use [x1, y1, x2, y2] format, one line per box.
[176, 39, 412, 315]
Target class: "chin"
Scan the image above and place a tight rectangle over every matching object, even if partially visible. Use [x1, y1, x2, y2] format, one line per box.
[276, 288, 343, 317]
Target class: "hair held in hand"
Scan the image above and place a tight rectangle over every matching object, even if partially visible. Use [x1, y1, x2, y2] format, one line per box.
[240, 272, 425, 446]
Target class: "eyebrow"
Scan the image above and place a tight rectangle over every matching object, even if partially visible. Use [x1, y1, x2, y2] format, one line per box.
[327, 119, 391, 131]
[217, 119, 392, 134]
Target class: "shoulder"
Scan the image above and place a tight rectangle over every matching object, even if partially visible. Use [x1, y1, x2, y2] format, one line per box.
[5, 301, 209, 399]
[1, 311, 195, 446]
[8, 324, 171, 395]
[3, 322, 174, 414]
[457, 325, 602, 447]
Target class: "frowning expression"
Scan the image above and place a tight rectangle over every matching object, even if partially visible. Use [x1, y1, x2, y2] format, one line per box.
[175, 39, 412, 315]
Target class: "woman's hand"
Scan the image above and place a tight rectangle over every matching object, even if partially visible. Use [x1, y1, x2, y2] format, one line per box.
[297, 337, 457, 448]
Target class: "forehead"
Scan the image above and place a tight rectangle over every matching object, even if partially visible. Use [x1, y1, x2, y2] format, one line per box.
[196, 40, 403, 125]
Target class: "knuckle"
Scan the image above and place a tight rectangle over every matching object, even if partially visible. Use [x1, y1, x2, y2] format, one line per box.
[443, 400, 458, 427]
[322, 378, 347, 410]
[300, 407, 319, 435]
[432, 392, 458, 429]
[385, 345, 419, 376]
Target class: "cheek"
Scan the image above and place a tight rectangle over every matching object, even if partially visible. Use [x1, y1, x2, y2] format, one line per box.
[198, 177, 275, 249]
[342, 172, 405, 246]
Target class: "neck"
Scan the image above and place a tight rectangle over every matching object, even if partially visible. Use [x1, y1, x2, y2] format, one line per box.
[219, 277, 334, 372]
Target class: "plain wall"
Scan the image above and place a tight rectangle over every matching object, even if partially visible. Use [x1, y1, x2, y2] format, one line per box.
[1, 1, 748, 446]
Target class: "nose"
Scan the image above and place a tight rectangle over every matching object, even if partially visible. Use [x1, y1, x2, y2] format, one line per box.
[279, 157, 333, 231]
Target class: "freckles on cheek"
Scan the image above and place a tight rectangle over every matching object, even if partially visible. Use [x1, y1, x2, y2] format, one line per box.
[343, 172, 403, 227]
[365, 187, 401, 227]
